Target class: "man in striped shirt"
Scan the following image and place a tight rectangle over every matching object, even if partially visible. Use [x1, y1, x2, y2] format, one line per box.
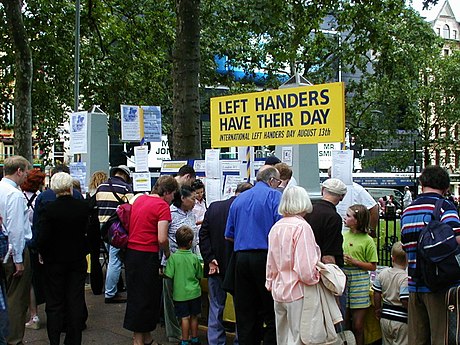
[400, 165, 460, 345]
[96, 165, 133, 303]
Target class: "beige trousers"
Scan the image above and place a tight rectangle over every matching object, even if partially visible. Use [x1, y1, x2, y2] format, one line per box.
[274, 298, 304, 345]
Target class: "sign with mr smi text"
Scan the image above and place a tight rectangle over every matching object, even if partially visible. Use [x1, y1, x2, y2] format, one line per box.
[210, 82, 345, 147]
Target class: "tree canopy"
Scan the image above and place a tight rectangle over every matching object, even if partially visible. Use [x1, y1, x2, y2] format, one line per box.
[0, 0, 457, 169]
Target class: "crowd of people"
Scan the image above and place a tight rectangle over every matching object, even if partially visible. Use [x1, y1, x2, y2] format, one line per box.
[0, 155, 459, 345]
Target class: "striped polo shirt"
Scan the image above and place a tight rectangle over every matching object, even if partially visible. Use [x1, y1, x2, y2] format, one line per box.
[95, 176, 134, 224]
[400, 193, 460, 292]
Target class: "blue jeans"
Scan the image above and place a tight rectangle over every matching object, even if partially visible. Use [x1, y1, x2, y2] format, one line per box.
[208, 276, 238, 345]
[105, 244, 122, 298]
[0, 309, 8, 345]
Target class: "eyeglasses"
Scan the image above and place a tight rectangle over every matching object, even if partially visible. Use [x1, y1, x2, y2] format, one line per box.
[270, 177, 282, 187]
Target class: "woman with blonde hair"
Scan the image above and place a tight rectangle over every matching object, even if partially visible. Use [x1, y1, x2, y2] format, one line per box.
[87, 170, 108, 295]
[266, 186, 321, 345]
[88, 171, 108, 197]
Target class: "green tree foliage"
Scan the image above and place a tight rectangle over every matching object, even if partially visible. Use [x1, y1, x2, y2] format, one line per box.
[0, 0, 33, 161]
[0, 0, 457, 166]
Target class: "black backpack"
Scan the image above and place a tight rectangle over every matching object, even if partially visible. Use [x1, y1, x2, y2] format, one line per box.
[416, 198, 460, 292]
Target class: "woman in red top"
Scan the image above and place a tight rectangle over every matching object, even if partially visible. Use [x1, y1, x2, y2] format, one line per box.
[123, 175, 179, 345]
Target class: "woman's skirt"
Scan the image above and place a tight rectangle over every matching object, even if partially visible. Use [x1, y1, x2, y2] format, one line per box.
[123, 249, 161, 332]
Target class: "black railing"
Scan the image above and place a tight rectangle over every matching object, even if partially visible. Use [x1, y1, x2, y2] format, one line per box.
[377, 210, 399, 267]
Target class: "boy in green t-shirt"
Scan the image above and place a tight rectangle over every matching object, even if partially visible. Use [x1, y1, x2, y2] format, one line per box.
[164, 225, 203, 345]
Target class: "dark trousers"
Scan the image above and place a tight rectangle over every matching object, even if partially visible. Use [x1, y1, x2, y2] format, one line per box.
[44, 259, 87, 345]
[234, 251, 276, 345]
[89, 241, 103, 295]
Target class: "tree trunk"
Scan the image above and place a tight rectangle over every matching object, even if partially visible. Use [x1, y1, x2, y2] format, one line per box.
[172, 0, 201, 159]
[2, 0, 33, 162]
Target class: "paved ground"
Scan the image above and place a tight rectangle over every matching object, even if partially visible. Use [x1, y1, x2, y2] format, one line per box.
[23, 287, 211, 345]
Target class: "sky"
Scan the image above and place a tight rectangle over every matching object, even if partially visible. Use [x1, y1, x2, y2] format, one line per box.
[408, 0, 460, 22]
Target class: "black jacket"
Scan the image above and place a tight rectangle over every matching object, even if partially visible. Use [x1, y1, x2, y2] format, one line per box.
[199, 196, 236, 278]
[37, 195, 90, 264]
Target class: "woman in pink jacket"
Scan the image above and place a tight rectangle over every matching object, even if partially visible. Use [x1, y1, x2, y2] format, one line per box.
[266, 186, 321, 345]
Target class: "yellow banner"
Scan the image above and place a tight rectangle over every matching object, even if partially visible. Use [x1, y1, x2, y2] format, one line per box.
[210, 82, 345, 147]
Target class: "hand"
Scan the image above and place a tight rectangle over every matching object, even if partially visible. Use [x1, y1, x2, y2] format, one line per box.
[343, 254, 355, 266]
[209, 259, 219, 275]
[13, 263, 24, 278]
[38, 254, 44, 264]
[374, 308, 382, 320]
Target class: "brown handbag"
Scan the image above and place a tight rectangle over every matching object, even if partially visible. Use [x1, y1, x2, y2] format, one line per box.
[446, 286, 460, 345]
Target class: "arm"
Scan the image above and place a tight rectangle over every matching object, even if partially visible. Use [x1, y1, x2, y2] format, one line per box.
[265, 242, 275, 291]
[293, 224, 321, 285]
[373, 291, 382, 319]
[344, 254, 377, 271]
[7, 194, 29, 265]
[400, 276, 409, 309]
[371, 274, 382, 319]
[158, 220, 170, 258]
[368, 204, 379, 238]
[224, 206, 235, 241]
[322, 255, 336, 264]
[198, 210, 215, 264]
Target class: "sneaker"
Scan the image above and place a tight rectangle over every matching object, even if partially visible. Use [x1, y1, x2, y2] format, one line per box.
[190, 337, 201, 345]
[104, 294, 127, 304]
[25, 315, 40, 330]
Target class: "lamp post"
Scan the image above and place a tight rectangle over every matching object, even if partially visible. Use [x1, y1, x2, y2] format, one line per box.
[413, 139, 418, 197]
[74, 0, 80, 112]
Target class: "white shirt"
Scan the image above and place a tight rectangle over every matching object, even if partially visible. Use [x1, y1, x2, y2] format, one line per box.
[403, 190, 413, 209]
[336, 182, 377, 230]
[0, 177, 31, 262]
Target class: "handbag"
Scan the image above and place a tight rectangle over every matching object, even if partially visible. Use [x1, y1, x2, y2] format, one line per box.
[333, 323, 356, 345]
[446, 286, 460, 345]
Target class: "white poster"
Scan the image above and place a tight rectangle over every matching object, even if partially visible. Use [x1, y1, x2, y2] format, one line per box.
[141, 106, 162, 142]
[282, 147, 293, 166]
[205, 149, 221, 179]
[193, 160, 206, 173]
[134, 146, 149, 172]
[318, 143, 341, 170]
[70, 111, 88, 154]
[126, 135, 171, 169]
[132, 172, 151, 192]
[222, 175, 244, 200]
[69, 162, 87, 193]
[121, 105, 141, 141]
[331, 150, 353, 185]
[205, 178, 222, 205]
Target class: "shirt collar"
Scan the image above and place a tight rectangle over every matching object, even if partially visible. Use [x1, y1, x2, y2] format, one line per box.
[1, 177, 18, 189]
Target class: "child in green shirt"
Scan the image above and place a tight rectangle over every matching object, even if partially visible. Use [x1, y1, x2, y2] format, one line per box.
[165, 225, 203, 345]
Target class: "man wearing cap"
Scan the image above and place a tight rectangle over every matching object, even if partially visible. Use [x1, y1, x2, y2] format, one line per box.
[95, 165, 133, 303]
[305, 178, 347, 266]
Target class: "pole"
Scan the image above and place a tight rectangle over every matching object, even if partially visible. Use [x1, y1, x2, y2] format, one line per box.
[413, 139, 417, 197]
[74, 0, 81, 112]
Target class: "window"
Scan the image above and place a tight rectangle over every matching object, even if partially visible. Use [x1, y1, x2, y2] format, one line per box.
[444, 49, 450, 56]
[437, 28, 441, 36]
[3, 146, 13, 159]
[443, 24, 450, 39]
[454, 30, 458, 40]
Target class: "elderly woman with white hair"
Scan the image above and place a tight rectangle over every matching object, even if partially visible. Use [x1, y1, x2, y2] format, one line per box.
[37, 172, 90, 345]
[265, 186, 321, 345]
